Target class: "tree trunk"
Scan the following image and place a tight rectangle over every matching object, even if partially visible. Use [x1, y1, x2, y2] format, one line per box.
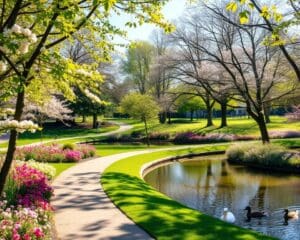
[220, 103, 228, 128]
[159, 112, 166, 124]
[206, 104, 213, 127]
[0, 91, 25, 194]
[257, 113, 270, 143]
[167, 112, 171, 124]
[82, 115, 86, 123]
[190, 110, 194, 122]
[92, 113, 98, 129]
[143, 118, 150, 146]
[263, 104, 271, 123]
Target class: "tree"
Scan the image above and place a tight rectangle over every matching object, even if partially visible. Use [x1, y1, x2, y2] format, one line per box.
[120, 93, 160, 146]
[225, 0, 300, 82]
[177, 95, 205, 121]
[23, 96, 73, 126]
[123, 41, 155, 94]
[0, 0, 173, 194]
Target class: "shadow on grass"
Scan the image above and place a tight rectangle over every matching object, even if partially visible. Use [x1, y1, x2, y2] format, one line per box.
[101, 172, 277, 240]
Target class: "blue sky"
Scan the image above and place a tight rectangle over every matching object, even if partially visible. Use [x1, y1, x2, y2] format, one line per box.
[110, 0, 187, 52]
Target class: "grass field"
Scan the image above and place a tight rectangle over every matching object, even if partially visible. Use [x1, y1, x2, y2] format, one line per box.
[0, 124, 119, 149]
[101, 145, 277, 240]
[112, 116, 300, 137]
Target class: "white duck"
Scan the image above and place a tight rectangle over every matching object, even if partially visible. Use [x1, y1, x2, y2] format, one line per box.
[220, 207, 236, 223]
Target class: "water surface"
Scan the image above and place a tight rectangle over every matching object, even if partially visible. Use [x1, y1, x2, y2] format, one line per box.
[144, 156, 300, 240]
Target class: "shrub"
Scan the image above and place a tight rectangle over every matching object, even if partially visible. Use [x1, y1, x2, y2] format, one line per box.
[15, 160, 56, 180]
[269, 130, 300, 139]
[148, 132, 170, 141]
[226, 143, 300, 168]
[12, 164, 53, 209]
[131, 130, 144, 138]
[62, 143, 75, 150]
[64, 150, 82, 162]
[14, 143, 96, 163]
[173, 132, 238, 144]
[76, 144, 96, 158]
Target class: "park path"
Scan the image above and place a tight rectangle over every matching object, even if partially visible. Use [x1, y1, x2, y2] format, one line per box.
[52, 141, 204, 240]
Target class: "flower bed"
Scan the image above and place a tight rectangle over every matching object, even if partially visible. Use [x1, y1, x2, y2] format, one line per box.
[173, 132, 255, 144]
[14, 143, 96, 163]
[1, 162, 53, 239]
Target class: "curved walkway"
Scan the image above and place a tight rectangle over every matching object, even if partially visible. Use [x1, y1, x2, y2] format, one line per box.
[53, 140, 205, 239]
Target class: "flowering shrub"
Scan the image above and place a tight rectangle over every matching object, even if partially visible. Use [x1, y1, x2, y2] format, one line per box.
[65, 150, 82, 162]
[76, 144, 96, 158]
[0, 203, 52, 240]
[269, 130, 300, 139]
[15, 160, 56, 180]
[0, 162, 53, 239]
[12, 164, 53, 209]
[173, 131, 255, 144]
[14, 143, 96, 163]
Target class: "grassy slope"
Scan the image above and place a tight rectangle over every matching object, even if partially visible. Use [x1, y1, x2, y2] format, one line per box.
[101, 145, 278, 240]
[113, 116, 300, 137]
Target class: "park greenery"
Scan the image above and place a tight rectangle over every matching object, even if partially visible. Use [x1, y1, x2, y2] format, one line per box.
[0, 0, 300, 239]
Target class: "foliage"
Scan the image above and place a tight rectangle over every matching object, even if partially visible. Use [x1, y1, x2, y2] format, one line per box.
[120, 93, 160, 122]
[226, 143, 300, 167]
[62, 143, 75, 150]
[14, 143, 96, 163]
[148, 132, 170, 141]
[15, 160, 56, 180]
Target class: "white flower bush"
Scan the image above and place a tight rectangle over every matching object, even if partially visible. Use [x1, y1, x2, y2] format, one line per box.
[84, 89, 103, 104]
[76, 68, 92, 77]
[0, 119, 39, 133]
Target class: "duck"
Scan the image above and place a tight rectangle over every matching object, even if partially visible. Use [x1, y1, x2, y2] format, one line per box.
[220, 207, 236, 223]
[244, 206, 267, 220]
[284, 209, 299, 220]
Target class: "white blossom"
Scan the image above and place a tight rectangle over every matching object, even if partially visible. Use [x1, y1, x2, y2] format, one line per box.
[11, 24, 22, 34]
[0, 61, 7, 72]
[76, 69, 92, 77]
[84, 89, 102, 104]
[19, 41, 30, 54]
[29, 33, 38, 43]
[21, 28, 32, 37]
[0, 119, 39, 133]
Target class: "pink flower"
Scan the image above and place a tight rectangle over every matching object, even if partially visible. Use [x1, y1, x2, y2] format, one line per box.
[33, 227, 44, 238]
[12, 233, 21, 240]
[23, 234, 32, 240]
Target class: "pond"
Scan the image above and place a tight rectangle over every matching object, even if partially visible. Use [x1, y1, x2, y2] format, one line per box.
[144, 155, 300, 240]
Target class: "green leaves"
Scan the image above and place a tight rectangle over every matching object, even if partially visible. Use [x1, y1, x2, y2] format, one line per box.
[226, 2, 238, 13]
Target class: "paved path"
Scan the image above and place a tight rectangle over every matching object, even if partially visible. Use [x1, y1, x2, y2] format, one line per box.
[52, 142, 203, 240]
[53, 150, 155, 240]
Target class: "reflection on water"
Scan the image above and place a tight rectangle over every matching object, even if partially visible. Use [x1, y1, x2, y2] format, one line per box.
[144, 156, 300, 240]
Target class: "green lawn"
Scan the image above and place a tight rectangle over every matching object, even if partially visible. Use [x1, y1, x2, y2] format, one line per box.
[112, 116, 300, 137]
[0, 124, 119, 149]
[101, 145, 277, 240]
[49, 162, 76, 178]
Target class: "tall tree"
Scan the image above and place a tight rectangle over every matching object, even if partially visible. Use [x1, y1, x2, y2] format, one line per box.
[123, 41, 155, 94]
[0, 0, 173, 194]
